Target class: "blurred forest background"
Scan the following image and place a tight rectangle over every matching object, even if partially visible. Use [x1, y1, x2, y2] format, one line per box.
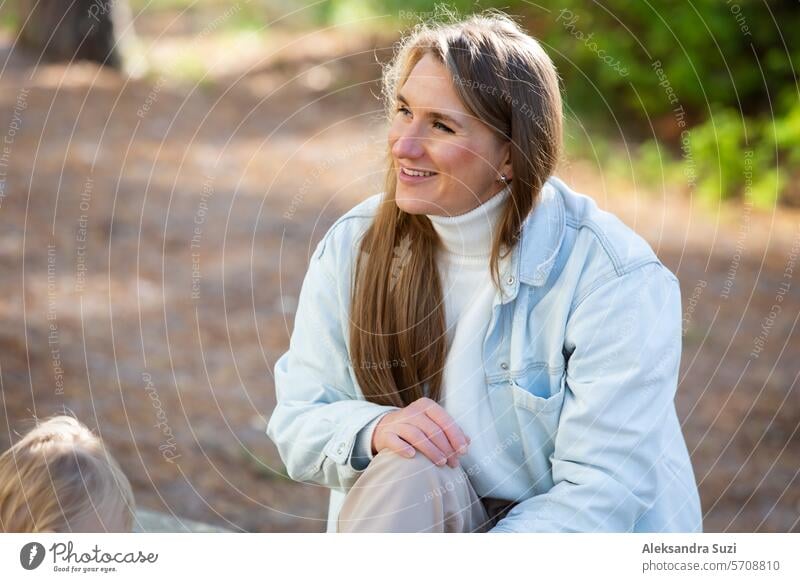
[0, 0, 797, 532]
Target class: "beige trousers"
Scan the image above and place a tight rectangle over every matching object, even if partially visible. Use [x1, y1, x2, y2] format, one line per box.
[337, 449, 516, 533]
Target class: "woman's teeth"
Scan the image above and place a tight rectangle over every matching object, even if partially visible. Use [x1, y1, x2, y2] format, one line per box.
[401, 167, 436, 177]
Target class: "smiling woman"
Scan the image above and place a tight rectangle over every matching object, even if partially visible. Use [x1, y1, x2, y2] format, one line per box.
[390, 55, 512, 217]
[267, 11, 702, 534]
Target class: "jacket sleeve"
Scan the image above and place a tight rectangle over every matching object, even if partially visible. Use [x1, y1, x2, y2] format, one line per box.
[350, 412, 393, 471]
[266, 237, 399, 490]
[491, 262, 683, 532]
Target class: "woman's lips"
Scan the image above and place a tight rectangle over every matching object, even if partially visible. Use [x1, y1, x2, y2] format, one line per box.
[398, 166, 438, 184]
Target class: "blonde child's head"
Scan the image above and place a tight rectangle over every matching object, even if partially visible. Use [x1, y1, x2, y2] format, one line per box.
[0, 415, 135, 532]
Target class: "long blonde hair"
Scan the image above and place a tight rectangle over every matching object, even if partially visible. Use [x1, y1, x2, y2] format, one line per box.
[0, 415, 135, 532]
[349, 12, 563, 408]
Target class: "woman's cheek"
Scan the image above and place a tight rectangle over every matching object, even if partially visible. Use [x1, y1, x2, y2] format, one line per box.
[436, 144, 477, 180]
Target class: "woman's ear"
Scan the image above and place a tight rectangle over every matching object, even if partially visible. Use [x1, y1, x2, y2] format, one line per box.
[499, 141, 513, 181]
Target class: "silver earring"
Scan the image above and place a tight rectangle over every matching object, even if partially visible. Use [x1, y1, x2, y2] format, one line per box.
[498, 173, 510, 185]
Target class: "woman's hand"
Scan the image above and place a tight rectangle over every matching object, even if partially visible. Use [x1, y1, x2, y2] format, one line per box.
[371, 397, 471, 468]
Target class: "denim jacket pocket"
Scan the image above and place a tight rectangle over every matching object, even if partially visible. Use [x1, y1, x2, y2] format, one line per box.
[509, 364, 566, 414]
[507, 367, 566, 494]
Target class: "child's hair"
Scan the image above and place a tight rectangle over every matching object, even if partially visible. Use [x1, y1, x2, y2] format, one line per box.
[0, 415, 135, 532]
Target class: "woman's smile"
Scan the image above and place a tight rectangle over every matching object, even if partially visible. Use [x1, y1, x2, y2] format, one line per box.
[398, 165, 439, 184]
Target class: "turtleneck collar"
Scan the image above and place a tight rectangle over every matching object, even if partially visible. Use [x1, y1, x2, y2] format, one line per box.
[427, 184, 511, 259]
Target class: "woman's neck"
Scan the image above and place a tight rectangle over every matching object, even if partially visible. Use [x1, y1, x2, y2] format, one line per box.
[426, 184, 511, 259]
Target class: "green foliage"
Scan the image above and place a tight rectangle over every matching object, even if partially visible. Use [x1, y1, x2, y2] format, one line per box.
[542, 0, 799, 206]
[130, 0, 270, 33]
[635, 105, 796, 209]
[688, 110, 751, 203]
[534, 0, 799, 120]
[308, 0, 481, 26]
[0, 4, 18, 31]
[771, 98, 800, 164]
[631, 140, 679, 189]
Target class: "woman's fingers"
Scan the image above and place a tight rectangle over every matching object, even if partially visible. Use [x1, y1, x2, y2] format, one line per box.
[373, 398, 471, 468]
[394, 423, 450, 467]
[409, 414, 460, 467]
[383, 432, 415, 458]
[420, 401, 470, 455]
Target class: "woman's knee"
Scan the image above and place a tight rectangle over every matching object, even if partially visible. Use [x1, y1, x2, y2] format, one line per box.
[366, 449, 464, 492]
[340, 450, 482, 532]
[371, 449, 457, 474]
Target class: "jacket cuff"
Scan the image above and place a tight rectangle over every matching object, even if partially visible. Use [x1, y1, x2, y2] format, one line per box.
[349, 412, 392, 471]
[320, 404, 398, 472]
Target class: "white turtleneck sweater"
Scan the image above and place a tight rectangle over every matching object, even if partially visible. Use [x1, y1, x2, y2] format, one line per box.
[428, 185, 510, 352]
[351, 185, 520, 501]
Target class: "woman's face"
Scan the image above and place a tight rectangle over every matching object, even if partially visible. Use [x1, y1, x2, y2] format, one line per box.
[388, 53, 512, 216]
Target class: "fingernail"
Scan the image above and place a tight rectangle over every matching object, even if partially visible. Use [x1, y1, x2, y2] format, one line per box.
[457, 445, 467, 455]
[404, 449, 415, 458]
[435, 458, 446, 466]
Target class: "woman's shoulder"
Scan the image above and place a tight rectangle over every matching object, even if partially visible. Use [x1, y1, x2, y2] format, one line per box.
[549, 176, 665, 278]
[312, 193, 383, 261]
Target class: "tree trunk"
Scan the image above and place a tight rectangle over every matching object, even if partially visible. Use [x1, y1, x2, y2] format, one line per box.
[17, 0, 135, 70]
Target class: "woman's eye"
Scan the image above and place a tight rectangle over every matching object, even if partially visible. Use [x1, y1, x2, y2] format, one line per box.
[396, 106, 453, 133]
[434, 121, 454, 133]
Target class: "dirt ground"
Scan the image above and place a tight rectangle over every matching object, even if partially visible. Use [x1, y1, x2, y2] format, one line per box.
[0, 18, 798, 533]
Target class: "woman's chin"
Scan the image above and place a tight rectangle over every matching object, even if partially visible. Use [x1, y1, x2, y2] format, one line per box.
[395, 189, 440, 216]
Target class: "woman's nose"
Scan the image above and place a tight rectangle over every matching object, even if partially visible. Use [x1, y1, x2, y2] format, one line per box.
[391, 128, 426, 160]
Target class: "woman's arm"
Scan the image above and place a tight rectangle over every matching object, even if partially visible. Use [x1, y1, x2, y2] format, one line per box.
[491, 262, 685, 532]
[267, 237, 399, 490]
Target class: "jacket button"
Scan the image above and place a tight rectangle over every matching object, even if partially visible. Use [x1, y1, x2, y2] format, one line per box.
[337, 444, 345, 454]
[500, 362, 509, 370]
[506, 275, 515, 286]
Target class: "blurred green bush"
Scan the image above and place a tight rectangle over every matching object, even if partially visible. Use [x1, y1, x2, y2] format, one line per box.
[529, 0, 799, 208]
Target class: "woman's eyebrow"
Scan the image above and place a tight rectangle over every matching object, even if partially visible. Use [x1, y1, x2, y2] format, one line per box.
[397, 94, 464, 129]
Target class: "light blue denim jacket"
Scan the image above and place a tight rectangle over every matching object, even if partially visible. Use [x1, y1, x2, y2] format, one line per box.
[267, 176, 703, 533]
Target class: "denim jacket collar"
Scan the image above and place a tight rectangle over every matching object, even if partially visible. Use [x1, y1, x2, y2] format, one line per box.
[500, 177, 567, 303]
